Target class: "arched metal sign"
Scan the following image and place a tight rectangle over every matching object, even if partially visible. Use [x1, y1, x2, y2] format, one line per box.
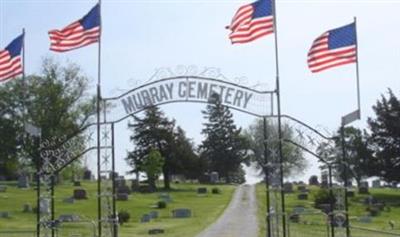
[103, 76, 274, 122]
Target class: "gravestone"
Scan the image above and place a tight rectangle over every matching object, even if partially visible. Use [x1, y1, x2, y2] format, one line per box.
[210, 172, 219, 184]
[372, 180, 381, 188]
[283, 183, 294, 193]
[116, 193, 129, 201]
[40, 198, 50, 214]
[148, 229, 165, 235]
[318, 204, 332, 214]
[289, 213, 300, 223]
[0, 175, 5, 181]
[0, 185, 7, 192]
[0, 212, 10, 218]
[23, 204, 33, 213]
[131, 179, 140, 192]
[73, 189, 87, 200]
[159, 193, 172, 203]
[359, 186, 369, 194]
[347, 190, 355, 198]
[364, 196, 378, 205]
[117, 185, 131, 195]
[172, 208, 192, 218]
[309, 175, 319, 186]
[149, 211, 159, 219]
[358, 216, 372, 223]
[59, 214, 80, 222]
[18, 175, 30, 188]
[63, 197, 75, 204]
[197, 187, 207, 194]
[73, 181, 81, 187]
[141, 214, 151, 223]
[83, 170, 92, 180]
[293, 206, 305, 214]
[115, 177, 126, 188]
[297, 193, 308, 200]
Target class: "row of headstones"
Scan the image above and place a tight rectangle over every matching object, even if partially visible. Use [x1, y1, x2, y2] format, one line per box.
[141, 209, 192, 223]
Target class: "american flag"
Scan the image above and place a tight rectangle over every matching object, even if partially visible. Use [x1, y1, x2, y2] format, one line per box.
[0, 33, 24, 82]
[308, 23, 357, 73]
[49, 4, 100, 52]
[228, 0, 274, 44]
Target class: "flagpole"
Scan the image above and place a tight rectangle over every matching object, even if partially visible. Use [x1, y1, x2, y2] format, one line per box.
[271, 1, 287, 236]
[96, 0, 102, 237]
[354, 17, 361, 117]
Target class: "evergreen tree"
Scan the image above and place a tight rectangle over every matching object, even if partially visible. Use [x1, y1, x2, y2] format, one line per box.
[127, 106, 175, 189]
[367, 89, 400, 182]
[200, 94, 249, 183]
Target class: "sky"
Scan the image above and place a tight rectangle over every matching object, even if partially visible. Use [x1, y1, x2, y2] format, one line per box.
[1, 0, 399, 183]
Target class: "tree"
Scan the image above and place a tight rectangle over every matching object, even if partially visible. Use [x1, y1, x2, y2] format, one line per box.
[139, 148, 164, 191]
[367, 89, 400, 183]
[0, 58, 95, 177]
[316, 127, 372, 186]
[243, 118, 307, 178]
[200, 94, 250, 183]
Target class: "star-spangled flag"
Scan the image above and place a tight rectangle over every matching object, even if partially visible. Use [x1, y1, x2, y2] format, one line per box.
[308, 23, 357, 73]
[49, 4, 100, 52]
[0, 33, 24, 82]
[228, 0, 274, 44]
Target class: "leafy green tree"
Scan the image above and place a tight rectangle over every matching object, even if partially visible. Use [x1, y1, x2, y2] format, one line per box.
[140, 148, 164, 191]
[0, 58, 95, 177]
[317, 127, 372, 186]
[243, 118, 306, 178]
[367, 89, 400, 182]
[200, 94, 250, 183]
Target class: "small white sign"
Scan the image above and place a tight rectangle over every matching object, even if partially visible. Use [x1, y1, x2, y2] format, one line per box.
[342, 110, 360, 126]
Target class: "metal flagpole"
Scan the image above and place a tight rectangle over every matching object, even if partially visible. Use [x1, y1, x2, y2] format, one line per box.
[263, 117, 272, 237]
[354, 17, 361, 117]
[271, 0, 286, 236]
[97, 0, 103, 236]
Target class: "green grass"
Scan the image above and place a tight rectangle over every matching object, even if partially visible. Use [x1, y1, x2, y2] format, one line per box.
[256, 184, 400, 237]
[0, 181, 235, 237]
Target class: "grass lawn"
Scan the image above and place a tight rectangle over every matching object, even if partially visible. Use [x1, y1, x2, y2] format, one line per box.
[256, 183, 400, 237]
[0, 181, 235, 237]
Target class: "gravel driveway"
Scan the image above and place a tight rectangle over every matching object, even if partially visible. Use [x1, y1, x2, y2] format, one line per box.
[196, 184, 259, 237]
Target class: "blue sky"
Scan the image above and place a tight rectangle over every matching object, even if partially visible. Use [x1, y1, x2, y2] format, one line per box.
[1, 0, 400, 182]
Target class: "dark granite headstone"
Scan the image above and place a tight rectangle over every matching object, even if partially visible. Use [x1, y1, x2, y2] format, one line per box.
[117, 185, 131, 195]
[297, 193, 308, 200]
[359, 186, 369, 194]
[23, 204, 33, 213]
[73, 189, 87, 200]
[83, 170, 92, 180]
[58, 214, 80, 222]
[0, 176, 5, 181]
[73, 181, 81, 187]
[0, 212, 10, 218]
[141, 214, 151, 223]
[210, 172, 219, 184]
[172, 208, 192, 218]
[63, 197, 75, 204]
[159, 193, 172, 203]
[148, 229, 165, 235]
[318, 204, 332, 214]
[372, 180, 381, 188]
[197, 187, 207, 194]
[149, 211, 159, 219]
[283, 183, 293, 193]
[0, 185, 7, 192]
[116, 193, 129, 201]
[347, 190, 355, 198]
[115, 177, 126, 188]
[18, 175, 30, 188]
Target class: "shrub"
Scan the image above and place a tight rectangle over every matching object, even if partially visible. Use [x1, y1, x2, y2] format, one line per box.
[212, 188, 221, 194]
[314, 189, 336, 208]
[157, 201, 167, 209]
[118, 210, 130, 225]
